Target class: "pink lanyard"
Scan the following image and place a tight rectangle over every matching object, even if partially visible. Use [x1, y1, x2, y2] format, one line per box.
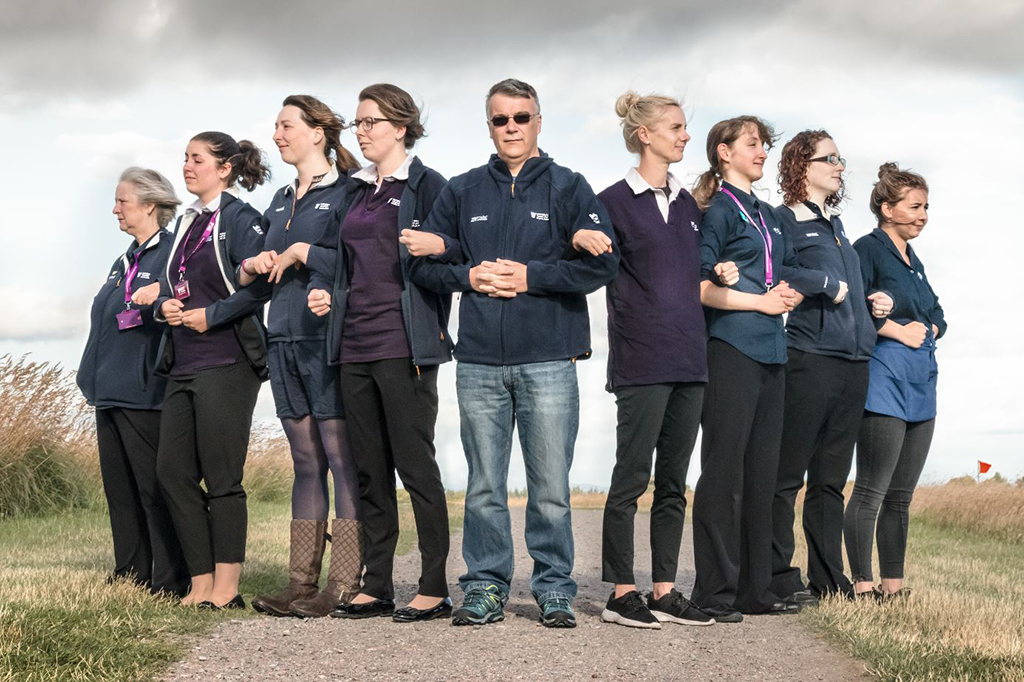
[719, 187, 773, 288]
[122, 253, 142, 308]
[177, 209, 220, 280]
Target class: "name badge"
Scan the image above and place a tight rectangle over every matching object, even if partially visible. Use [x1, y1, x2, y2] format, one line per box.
[174, 279, 191, 300]
[116, 308, 143, 330]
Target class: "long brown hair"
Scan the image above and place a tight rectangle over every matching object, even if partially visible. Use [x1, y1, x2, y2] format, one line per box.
[869, 162, 928, 225]
[358, 84, 426, 150]
[692, 115, 777, 210]
[777, 130, 847, 208]
[282, 94, 359, 173]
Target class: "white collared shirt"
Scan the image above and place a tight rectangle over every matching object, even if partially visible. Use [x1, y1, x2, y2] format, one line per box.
[353, 154, 415, 192]
[186, 185, 240, 215]
[625, 167, 682, 222]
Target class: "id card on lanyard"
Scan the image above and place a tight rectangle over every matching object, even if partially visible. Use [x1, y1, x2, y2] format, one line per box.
[115, 252, 143, 330]
[174, 209, 220, 300]
[719, 187, 773, 290]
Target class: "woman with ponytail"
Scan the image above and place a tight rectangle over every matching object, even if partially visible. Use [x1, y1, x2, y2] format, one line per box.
[844, 163, 944, 601]
[241, 95, 364, 619]
[583, 91, 713, 629]
[769, 131, 893, 604]
[689, 116, 839, 622]
[277, 84, 454, 623]
[154, 131, 271, 608]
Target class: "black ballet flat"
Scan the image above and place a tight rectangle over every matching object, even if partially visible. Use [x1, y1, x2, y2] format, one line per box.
[198, 594, 246, 610]
[330, 598, 395, 619]
[392, 597, 453, 623]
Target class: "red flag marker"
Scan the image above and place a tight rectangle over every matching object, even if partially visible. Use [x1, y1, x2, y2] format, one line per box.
[978, 461, 992, 474]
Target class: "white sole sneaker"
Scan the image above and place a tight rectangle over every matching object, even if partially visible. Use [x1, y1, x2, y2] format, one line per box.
[652, 610, 716, 626]
[601, 608, 662, 629]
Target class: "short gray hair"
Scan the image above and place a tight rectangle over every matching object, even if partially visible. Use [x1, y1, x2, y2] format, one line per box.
[118, 167, 181, 228]
[486, 78, 540, 114]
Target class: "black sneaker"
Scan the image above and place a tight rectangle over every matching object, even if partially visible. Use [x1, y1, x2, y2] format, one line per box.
[600, 591, 661, 629]
[784, 589, 820, 607]
[647, 589, 715, 626]
[697, 603, 743, 623]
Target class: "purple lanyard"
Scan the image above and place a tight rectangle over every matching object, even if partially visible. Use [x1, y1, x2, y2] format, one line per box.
[177, 209, 219, 280]
[719, 187, 773, 288]
[122, 253, 142, 308]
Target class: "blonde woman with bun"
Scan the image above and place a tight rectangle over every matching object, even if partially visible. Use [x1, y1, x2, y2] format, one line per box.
[584, 91, 716, 630]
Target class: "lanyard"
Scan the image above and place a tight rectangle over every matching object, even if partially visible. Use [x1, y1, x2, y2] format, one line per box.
[122, 252, 142, 308]
[719, 186, 773, 288]
[177, 209, 219, 280]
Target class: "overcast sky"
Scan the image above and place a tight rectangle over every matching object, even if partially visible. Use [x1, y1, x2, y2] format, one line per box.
[1, 0, 1022, 487]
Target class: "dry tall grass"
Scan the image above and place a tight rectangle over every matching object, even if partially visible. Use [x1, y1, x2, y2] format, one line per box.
[911, 478, 1024, 544]
[0, 355, 100, 517]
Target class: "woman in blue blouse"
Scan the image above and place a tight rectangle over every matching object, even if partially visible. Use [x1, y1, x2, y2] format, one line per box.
[845, 162, 945, 601]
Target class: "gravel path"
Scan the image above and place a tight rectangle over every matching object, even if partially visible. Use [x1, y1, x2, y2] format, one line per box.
[164, 509, 868, 681]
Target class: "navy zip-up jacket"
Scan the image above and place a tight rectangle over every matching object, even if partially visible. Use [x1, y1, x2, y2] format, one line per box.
[305, 156, 454, 368]
[855, 228, 947, 338]
[409, 152, 619, 366]
[700, 182, 837, 365]
[154, 190, 270, 379]
[778, 202, 876, 361]
[249, 166, 348, 343]
[78, 230, 173, 410]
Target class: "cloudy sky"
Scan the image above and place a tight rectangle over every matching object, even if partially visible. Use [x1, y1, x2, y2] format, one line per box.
[2, 0, 1022, 488]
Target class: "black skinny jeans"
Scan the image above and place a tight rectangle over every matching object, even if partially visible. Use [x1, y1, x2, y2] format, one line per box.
[340, 358, 449, 600]
[843, 412, 935, 582]
[602, 383, 703, 585]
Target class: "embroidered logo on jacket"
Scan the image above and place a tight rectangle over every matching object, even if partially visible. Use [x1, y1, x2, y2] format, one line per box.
[470, 215, 488, 223]
[218, 233, 226, 241]
[138, 272, 151, 280]
[275, 206, 285, 212]
[589, 213, 601, 224]
[691, 221, 699, 231]
[772, 227, 782, 235]
[387, 198, 401, 207]
[806, 232, 819, 237]
[411, 219, 420, 228]
[252, 224, 264, 235]
[531, 211, 549, 221]
[315, 203, 331, 210]
[918, 272, 924, 280]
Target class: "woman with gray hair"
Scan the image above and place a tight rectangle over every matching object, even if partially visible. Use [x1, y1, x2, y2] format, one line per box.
[77, 166, 189, 596]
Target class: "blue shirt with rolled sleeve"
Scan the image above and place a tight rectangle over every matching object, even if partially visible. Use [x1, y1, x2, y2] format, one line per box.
[699, 182, 837, 365]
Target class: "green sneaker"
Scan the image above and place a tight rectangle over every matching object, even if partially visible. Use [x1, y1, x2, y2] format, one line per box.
[539, 597, 576, 628]
[452, 585, 505, 626]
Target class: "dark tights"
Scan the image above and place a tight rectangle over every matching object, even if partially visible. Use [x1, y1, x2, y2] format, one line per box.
[281, 417, 359, 521]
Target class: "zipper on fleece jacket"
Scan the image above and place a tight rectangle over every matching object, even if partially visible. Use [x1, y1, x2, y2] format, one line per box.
[498, 180, 516, 364]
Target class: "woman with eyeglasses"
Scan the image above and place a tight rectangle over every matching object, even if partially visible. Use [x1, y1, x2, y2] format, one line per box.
[154, 131, 270, 608]
[769, 131, 893, 605]
[844, 162, 944, 602]
[273, 83, 454, 623]
[240, 95, 364, 619]
[688, 116, 841, 622]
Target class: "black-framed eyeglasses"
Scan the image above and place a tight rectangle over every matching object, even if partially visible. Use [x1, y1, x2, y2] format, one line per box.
[488, 113, 538, 127]
[810, 154, 846, 167]
[350, 117, 395, 132]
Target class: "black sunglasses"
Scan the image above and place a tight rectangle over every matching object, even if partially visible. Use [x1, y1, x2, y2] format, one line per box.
[488, 112, 538, 127]
[810, 154, 846, 167]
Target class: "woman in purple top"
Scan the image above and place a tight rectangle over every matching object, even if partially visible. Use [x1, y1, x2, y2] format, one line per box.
[577, 92, 717, 630]
[154, 131, 270, 608]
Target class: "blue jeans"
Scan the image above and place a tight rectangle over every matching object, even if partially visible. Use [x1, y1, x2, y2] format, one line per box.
[456, 360, 579, 604]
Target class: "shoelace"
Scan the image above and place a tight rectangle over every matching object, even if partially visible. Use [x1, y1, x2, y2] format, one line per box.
[621, 591, 647, 613]
[668, 590, 697, 611]
[464, 588, 501, 611]
[544, 597, 572, 614]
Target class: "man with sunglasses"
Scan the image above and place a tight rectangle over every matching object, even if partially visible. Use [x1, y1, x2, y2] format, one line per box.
[409, 78, 619, 629]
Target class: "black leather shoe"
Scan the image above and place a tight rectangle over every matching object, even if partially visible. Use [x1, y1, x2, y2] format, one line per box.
[393, 597, 453, 623]
[761, 601, 802, 615]
[198, 594, 246, 610]
[330, 598, 395, 619]
[697, 604, 743, 623]
[785, 590, 819, 607]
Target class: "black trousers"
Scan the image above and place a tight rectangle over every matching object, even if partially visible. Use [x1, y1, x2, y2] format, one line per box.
[602, 382, 703, 585]
[770, 351, 868, 598]
[844, 413, 935, 582]
[340, 358, 449, 600]
[691, 339, 785, 613]
[156, 362, 261, 576]
[96, 407, 189, 595]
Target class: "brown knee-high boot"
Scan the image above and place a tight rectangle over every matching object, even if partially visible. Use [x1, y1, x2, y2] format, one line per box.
[252, 519, 328, 617]
[290, 518, 363, 618]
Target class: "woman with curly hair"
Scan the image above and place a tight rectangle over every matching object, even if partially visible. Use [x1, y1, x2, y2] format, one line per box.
[769, 131, 893, 604]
